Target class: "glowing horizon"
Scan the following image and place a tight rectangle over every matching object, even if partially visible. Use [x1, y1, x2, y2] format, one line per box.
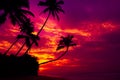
[0, 16, 117, 73]
[1, 0, 120, 79]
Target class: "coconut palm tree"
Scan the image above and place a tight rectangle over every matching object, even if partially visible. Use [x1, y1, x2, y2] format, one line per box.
[0, 0, 35, 55]
[15, 33, 40, 56]
[3, 39, 19, 55]
[40, 35, 76, 64]
[24, 0, 64, 54]
[1, 0, 34, 55]
[15, 19, 39, 56]
[37, 0, 64, 34]
[0, 0, 34, 25]
[3, 19, 35, 55]
[20, 19, 34, 35]
[14, 18, 40, 56]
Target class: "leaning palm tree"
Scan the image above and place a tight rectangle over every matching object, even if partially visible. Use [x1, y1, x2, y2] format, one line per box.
[15, 33, 40, 56]
[1, 0, 34, 55]
[0, 0, 34, 55]
[3, 38, 19, 55]
[40, 35, 76, 64]
[37, 0, 64, 33]
[24, 0, 64, 54]
[14, 19, 40, 56]
[15, 19, 39, 56]
[3, 19, 34, 55]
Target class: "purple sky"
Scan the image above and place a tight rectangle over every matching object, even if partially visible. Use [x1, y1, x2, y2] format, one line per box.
[30, 0, 120, 78]
[0, 0, 120, 80]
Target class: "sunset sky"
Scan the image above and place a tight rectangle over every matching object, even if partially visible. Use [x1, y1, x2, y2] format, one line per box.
[0, 0, 120, 79]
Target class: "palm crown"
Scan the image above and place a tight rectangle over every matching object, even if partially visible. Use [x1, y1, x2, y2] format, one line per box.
[0, 0, 34, 25]
[38, 0, 64, 20]
[56, 35, 76, 50]
[17, 34, 40, 47]
[40, 35, 76, 64]
[20, 19, 34, 35]
[17, 19, 39, 47]
[23, 0, 64, 54]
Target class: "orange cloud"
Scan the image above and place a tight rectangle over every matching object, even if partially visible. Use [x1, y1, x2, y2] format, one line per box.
[0, 16, 118, 74]
[30, 20, 117, 73]
[0, 41, 11, 50]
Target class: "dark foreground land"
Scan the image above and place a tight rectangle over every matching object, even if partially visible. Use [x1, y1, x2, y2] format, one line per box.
[0, 54, 66, 80]
[0, 54, 39, 77]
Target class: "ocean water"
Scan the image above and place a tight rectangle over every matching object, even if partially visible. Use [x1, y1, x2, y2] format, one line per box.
[67, 73, 120, 80]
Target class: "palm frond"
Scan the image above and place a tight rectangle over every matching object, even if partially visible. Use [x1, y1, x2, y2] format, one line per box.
[9, 13, 17, 25]
[51, 11, 55, 17]
[55, 11, 60, 21]
[17, 35, 26, 39]
[38, 1, 47, 6]
[70, 43, 77, 46]
[42, 8, 49, 13]
[35, 35, 40, 40]
[29, 34, 39, 46]
[57, 8, 64, 13]
[57, 0, 64, 5]
[25, 37, 31, 47]
[33, 40, 39, 46]
[18, 13, 29, 22]
[56, 35, 76, 50]
[17, 0, 30, 9]
[58, 40, 64, 45]
[38, 0, 64, 21]
[0, 14, 6, 24]
[20, 9, 35, 17]
[56, 45, 65, 50]
[14, 13, 23, 22]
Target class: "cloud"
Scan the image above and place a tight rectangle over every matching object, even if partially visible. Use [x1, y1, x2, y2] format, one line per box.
[1, 0, 120, 77]
[59, 0, 120, 29]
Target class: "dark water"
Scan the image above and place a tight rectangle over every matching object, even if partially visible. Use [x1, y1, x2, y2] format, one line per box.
[67, 73, 120, 80]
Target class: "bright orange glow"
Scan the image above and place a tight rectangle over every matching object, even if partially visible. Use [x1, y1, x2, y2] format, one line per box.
[0, 41, 11, 49]
[29, 21, 117, 72]
[0, 18, 118, 73]
[39, 67, 48, 72]
[64, 29, 91, 37]
[9, 27, 19, 33]
[32, 32, 37, 35]
[30, 53, 55, 64]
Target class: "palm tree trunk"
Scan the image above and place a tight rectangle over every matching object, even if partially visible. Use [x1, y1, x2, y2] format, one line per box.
[3, 21, 22, 55]
[15, 41, 26, 56]
[37, 12, 51, 35]
[3, 38, 19, 55]
[24, 12, 51, 54]
[39, 47, 69, 65]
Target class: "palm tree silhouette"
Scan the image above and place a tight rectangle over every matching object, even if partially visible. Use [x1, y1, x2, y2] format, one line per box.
[3, 39, 19, 55]
[24, 0, 64, 54]
[20, 19, 34, 35]
[0, 0, 34, 25]
[1, 0, 35, 55]
[15, 19, 39, 56]
[15, 33, 40, 56]
[3, 19, 35, 55]
[40, 35, 76, 64]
